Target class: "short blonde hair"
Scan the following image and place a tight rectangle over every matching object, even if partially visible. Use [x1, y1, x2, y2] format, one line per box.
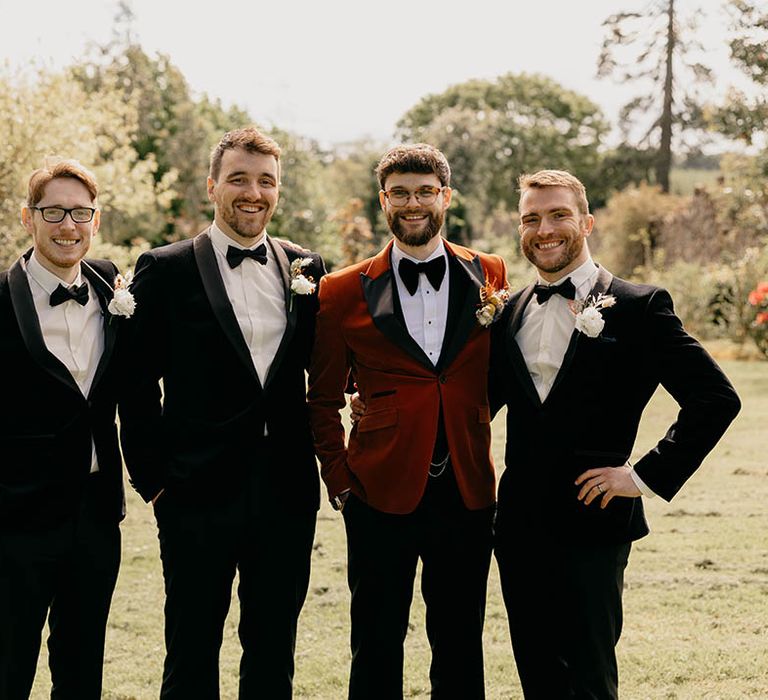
[518, 170, 589, 217]
[27, 157, 98, 206]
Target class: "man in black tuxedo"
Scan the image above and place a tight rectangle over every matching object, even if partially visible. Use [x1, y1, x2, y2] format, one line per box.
[490, 169, 741, 699]
[119, 126, 325, 699]
[0, 159, 125, 700]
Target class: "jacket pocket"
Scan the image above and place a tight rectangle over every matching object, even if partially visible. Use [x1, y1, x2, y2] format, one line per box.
[357, 408, 398, 433]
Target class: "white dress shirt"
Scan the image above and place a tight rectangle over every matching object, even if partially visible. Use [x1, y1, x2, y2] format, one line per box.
[391, 239, 450, 366]
[516, 258, 599, 403]
[25, 252, 104, 473]
[515, 257, 655, 497]
[209, 224, 287, 385]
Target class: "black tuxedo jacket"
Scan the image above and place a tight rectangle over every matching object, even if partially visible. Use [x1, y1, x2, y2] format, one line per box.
[490, 266, 741, 544]
[0, 254, 125, 531]
[119, 229, 325, 508]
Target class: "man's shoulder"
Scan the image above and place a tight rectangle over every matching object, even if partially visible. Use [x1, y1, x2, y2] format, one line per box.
[447, 242, 506, 282]
[271, 236, 316, 258]
[137, 237, 197, 270]
[84, 258, 119, 277]
[608, 274, 667, 303]
[324, 255, 375, 283]
[270, 236, 325, 271]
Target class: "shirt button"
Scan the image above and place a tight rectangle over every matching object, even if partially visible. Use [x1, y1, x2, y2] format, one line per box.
[439, 375, 447, 384]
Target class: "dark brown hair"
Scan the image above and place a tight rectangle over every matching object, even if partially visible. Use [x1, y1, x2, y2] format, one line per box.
[375, 143, 451, 190]
[209, 126, 282, 181]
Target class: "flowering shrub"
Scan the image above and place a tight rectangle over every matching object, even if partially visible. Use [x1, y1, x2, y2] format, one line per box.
[748, 281, 768, 357]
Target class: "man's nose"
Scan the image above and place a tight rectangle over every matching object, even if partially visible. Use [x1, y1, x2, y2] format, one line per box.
[59, 213, 77, 230]
[538, 216, 556, 235]
[244, 181, 265, 199]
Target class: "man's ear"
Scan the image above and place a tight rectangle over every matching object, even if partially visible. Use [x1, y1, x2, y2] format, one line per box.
[206, 177, 216, 203]
[441, 187, 453, 210]
[21, 207, 34, 234]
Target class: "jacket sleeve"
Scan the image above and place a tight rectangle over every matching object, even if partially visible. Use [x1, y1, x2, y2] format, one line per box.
[633, 288, 741, 501]
[307, 274, 359, 500]
[116, 251, 169, 502]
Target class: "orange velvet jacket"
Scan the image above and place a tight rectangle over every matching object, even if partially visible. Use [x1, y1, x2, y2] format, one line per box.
[308, 239, 507, 515]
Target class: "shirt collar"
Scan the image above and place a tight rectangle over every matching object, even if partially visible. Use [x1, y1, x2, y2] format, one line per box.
[210, 222, 268, 257]
[391, 237, 447, 266]
[26, 250, 83, 294]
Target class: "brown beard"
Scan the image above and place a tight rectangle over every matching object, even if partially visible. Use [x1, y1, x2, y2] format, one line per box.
[221, 199, 272, 239]
[387, 208, 445, 247]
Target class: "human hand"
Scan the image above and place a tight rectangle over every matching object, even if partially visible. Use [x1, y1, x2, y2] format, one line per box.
[575, 466, 641, 508]
[349, 393, 366, 425]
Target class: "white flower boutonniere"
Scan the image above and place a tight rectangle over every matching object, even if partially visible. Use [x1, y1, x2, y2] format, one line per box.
[569, 293, 616, 338]
[108, 271, 137, 319]
[476, 277, 511, 328]
[289, 257, 316, 310]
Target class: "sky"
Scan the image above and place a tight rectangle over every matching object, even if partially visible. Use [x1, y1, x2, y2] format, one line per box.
[0, 0, 755, 147]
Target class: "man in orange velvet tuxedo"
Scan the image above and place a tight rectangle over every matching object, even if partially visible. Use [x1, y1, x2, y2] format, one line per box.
[308, 144, 507, 699]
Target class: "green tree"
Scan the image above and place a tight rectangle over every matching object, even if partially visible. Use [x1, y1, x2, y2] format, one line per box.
[709, 0, 768, 145]
[597, 0, 713, 193]
[71, 45, 250, 241]
[396, 73, 608, 240]
[0, 66, 170, 269]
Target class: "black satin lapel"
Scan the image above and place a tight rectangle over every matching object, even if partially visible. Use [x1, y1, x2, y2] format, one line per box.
[436, 255, 484, 371]
[8, 258, 81, 394]
[81, 261, 117, 393]
[589, 265, 614, 297]
[361, 271, 433, 370]
[264, 238, 297, 389]
[547, 266, 613, 400]
[505, 287, 542, 407]
[192, 232, 261, 386]
[547, 328, 581, 401]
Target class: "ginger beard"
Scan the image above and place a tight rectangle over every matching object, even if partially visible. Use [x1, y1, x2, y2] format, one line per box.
[520, 228, 586, 275]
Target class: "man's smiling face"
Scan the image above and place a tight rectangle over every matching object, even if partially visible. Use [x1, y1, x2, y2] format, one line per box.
[207, 147, 279, 245]
[380, 172, 450, 248]
[22, 177, 99, 278]
[518, 185, 594, 281]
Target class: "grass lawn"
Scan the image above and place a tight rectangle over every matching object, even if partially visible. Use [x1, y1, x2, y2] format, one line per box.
[30, 360, 768, 699]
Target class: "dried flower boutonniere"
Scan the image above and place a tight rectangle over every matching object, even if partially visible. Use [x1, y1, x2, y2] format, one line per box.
[476, 277, 511, 327]
[569, 293, 616, 338]
[108, 271, 137, 319]
[289, 257, 316, 311]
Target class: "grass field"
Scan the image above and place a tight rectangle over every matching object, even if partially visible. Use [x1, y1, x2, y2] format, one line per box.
[30, 359, 768, 699]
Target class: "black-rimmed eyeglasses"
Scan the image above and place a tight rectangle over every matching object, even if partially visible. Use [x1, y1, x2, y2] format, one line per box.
[30, 206, 97, 224]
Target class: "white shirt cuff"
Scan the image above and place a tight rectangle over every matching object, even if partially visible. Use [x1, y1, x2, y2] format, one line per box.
[629, 464, 657, 498]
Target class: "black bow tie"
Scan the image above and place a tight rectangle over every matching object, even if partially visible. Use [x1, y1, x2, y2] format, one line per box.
[226, 244, 268, 269]
[533, 277, 576, 304]
[50, 282, 89, 307]
[398, 256, 447, 296]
